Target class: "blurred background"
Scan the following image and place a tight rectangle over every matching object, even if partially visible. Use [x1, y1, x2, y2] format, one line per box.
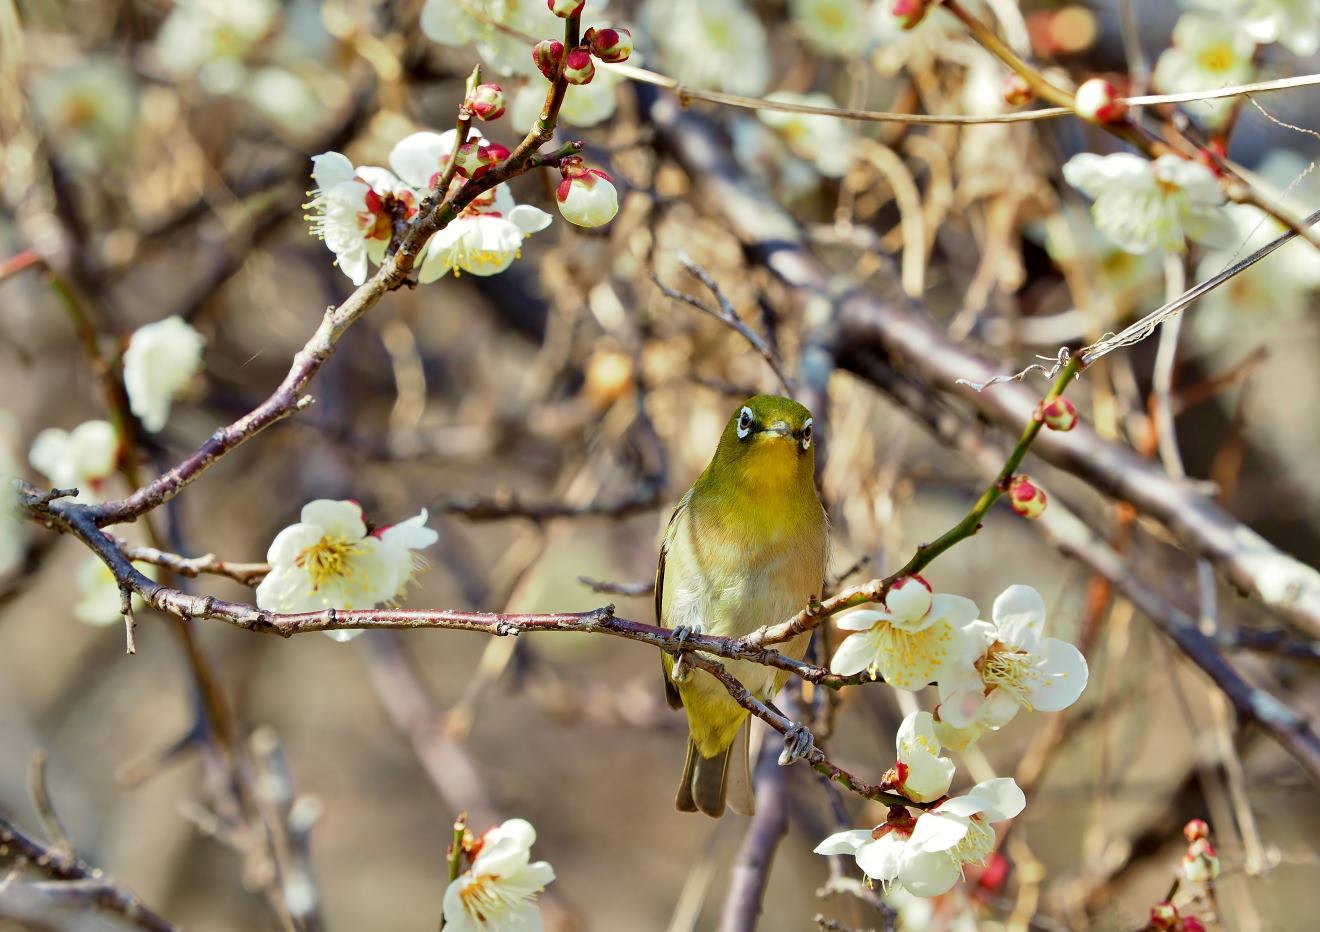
[2, 0, 1320, 929]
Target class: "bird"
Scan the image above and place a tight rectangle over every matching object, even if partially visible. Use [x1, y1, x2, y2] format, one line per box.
[657, 395, 829, 817]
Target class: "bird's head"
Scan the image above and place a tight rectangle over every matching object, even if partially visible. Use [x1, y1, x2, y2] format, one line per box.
[708, 395, 816, 490]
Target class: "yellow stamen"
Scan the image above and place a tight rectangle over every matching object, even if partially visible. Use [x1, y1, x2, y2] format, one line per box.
[295, 535, 361, 591]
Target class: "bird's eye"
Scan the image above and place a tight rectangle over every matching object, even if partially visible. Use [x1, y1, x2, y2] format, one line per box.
[801, 418, 813, 450]
[736, 406, 754, 439]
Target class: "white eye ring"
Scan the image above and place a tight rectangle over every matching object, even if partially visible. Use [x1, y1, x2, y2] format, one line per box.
[737, 406, 754, 439]
[802, 417, 813, 450]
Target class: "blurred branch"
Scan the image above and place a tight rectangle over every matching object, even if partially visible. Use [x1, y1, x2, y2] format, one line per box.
[438, 479, 663, 522]
[26, 751, 71, 855]
[719, 741, 789, 932]
[653, 253, 794, 395]
[249, 728, 325, 932]
[578, 575, 654, 596]
[0, 815, 178, 932]
[116, 538, 269, 586]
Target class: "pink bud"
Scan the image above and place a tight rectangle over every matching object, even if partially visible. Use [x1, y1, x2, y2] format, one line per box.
[1183, 818, 1209, 843]
[467, 83, 506, 122]
[1008, 476, 1047, 519]
[1002, 73, 1033, 107]
[1074, 78, 1127, 124]
[454, 141, 495, 180]
[533, 39, 566, 82]
[1180, 919, 1206, 932]
[547, 0, 584, 17]
[556, 163, 618, 227]
[562, 45, 595, 85]
[1040, 397, 1077, 431]
[1181, 839, 1221, 884]
[891, 0, 933, 29]
[484, 142, 511, 162]
[1149, 902, 1179, 930]
[586, 26, 633, 63]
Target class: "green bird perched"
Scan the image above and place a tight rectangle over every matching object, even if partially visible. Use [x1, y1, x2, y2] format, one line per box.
[658, 395, 829, 817]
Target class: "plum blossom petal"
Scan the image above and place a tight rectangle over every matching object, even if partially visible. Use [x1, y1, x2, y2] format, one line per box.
[442, 817, 555, 932]
[123, 316, 206, 432]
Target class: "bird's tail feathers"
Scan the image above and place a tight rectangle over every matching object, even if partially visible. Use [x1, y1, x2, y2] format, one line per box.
[675, 719, 754, 817]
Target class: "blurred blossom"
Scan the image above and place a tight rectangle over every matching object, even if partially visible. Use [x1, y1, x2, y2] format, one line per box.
[889, 710, 956, 802]
[1062, 153, 1235, 254]
[155, 0, 278, 94]
[1040, 205, 1162, 318]
[869, 0, 966, 76]
[0, 413, 26, 577]
[1182, 0, 1320, 56]
[244, 67, 327, 136]
[1153, 14, 1255, 129]
[815, 778, 1025, 897]
[1192, 150, 1320, 345]
[644, 0, 770, 95]
[443, 818, 555, 931]
[29, 420, 118, 501]
[30, 59, 136, 172]
[421, 0, 570, 77]
[936, 585, 1089, 750]
[729, 119, 822, 201]
[123, 316, 206, 433]
[757, 92, 856, 179]
[830, 576, 980, 690]
[305, 151, 418, 286]
[510, 68, 625, 129]
[73, 556, 156, 626]
[791, 0, 870, 57]
[255, 500, 438, 641]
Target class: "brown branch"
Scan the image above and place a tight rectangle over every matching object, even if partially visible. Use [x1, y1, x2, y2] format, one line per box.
[116, 539, 270, 586]
[718, 742, 789, 932]
[578, 575, 655, 596]
[0, 816, 178, 932]
[438, 480, 663, 523]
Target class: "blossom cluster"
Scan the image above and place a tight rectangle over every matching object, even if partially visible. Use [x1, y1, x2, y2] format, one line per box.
[819, 579, 1088, 896]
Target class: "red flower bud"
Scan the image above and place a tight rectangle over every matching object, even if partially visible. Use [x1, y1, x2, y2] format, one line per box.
[1180, 918, 1207, 932]
[533, 39, 565, 81]
[891, 0, 934, 30]
[1002, 73, 1033, 108]
[1074, 78, 1127, 124]
[1181, 838, 1220, 884]
[1040, 396, 1078, 431]
[547, 0, 584, 17]
[1008, 475, 1047, 519]
[467, 83, 506, 121]
[454, 141, 495, 180]
[562, 45, 595, 85]
[1183, 818, 1209, 843]
[1149, 902, 1179, 930]
[585, 26, 633, 63]
[483, 142, 511, 162]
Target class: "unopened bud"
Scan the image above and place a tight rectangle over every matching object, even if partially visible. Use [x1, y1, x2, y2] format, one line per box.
[1183, 818, 1209, 844]
[1181, 919, 1207, 932]
[1008, 476, 1047, 519]
[562, 45, 596, 85]
[556, 158, 618, 227]
[585, 26, 633, 63]
[467, 83, 506, 121]
[1074, 78, 1127, 124]
[1181, 838, 1220, 884]
[891, 0, 935, 30]
[1002, 73, 1033, 108]
[1040, 397, 1077, 431]
[533, 39, 566, 82]
[454, 141, 495, 180]
[1149, 902, 1179, 930]
[548, 0, 584, 17]
[483, 142, 511, 162]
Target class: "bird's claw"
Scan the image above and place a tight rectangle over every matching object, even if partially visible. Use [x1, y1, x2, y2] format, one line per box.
[778, 723, 815, 766]
[669, 624, 704, 684]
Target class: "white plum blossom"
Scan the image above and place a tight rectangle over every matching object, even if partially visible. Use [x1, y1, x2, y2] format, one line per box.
[73, 557, 157, 626]
[556, 164, 619, 228]
[387, 130, 553, 280]
[1182, 0, 1320, 56]
[790, 0, 870, 57]
[1153, 14, 1256, 129]
[30, 58, 136, 172]
[829, 576, 979, 690]
[255, 500, 438, 642]
[155, 0, 278, 93]
[442, 818, 555, 932]
[889, 711, 956, 803]
[29, 420, 118, 501]
[511, 66, 629, 129]
[757, 92, 856, 179]
[936, 585, 1089, 750]
[123, 316, 206, 433]
[645, 0, 770, 95]
[421, 0, 565, 77]
[815, 778, 1025, 897]
[1062, 152, 1236, 255]
[305, 152, 418, 286]
[870, 0, 968, 76]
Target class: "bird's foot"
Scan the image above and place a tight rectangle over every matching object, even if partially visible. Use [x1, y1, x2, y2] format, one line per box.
[778, 722, 815, 766]
[669, 624, 704, 684]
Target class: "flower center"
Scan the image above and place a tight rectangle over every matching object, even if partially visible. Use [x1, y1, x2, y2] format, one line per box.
[949, 814, 995, 866]
[1197, 43, 1236, 74]
[458, 872, 526, 924]
[295, 535, 361, 591]
[979, 642, 1037, 708]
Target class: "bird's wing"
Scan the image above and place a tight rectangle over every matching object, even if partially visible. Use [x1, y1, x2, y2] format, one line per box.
[657, 488, 692, 711]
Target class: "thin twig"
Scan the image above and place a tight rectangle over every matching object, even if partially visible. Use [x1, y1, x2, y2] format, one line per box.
[26, 751, 72, 854]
